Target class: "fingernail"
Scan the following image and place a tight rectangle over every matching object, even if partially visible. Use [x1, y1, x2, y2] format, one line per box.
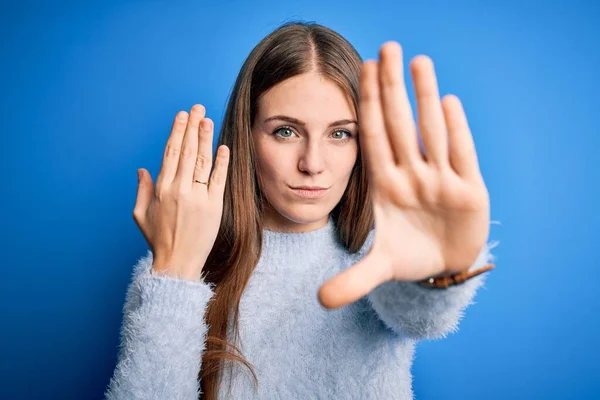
[201, 118, 212, 130]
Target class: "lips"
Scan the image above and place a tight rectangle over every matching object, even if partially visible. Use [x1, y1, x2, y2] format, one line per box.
[291, 186, 328, 190]
[290, 186, 329, 199]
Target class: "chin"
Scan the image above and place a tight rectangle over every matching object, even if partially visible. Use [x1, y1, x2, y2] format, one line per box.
[282, 210, 327, 225]
[276, 203, 332, 226]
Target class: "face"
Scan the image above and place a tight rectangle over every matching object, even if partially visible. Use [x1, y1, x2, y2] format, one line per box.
[252, 70, 359, 233]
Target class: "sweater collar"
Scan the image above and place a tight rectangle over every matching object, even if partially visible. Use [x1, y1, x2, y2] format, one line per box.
[260, 217, 340, 261]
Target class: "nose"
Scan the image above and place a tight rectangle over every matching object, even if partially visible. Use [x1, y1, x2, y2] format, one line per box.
[298, 140, 326, 175]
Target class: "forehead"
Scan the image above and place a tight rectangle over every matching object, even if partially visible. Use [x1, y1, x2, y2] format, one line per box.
[257, 71, 356, 121]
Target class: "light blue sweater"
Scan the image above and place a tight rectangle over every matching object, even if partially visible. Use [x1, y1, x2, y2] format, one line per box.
[105, 217, 496, 399]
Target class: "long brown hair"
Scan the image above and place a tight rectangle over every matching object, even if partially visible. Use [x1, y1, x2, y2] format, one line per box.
[199, 21, 374, 399]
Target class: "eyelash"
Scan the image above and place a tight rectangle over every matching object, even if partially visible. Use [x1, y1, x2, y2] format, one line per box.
[273, 125, 354, 142]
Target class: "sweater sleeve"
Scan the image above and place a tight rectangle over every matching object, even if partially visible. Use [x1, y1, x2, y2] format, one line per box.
[104, 250, 216, 400]
[357, 230, 498, 341]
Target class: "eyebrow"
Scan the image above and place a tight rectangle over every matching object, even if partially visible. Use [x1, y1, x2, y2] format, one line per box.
[263, 115, 357, 128]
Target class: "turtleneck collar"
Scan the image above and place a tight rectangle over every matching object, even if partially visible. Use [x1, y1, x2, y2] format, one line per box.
[260, 217, 341, 262]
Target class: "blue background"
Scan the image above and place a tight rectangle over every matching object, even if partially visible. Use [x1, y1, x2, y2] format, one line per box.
[2, 0, 598, 399]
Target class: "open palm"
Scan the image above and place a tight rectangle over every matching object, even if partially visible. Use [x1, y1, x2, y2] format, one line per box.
[318, 42, 490, 310]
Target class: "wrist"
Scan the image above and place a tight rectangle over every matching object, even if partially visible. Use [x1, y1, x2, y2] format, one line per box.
[151, 260, 204, 281]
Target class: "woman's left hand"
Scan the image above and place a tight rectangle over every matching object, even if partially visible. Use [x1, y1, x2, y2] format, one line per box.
[318, 42, 490, 310]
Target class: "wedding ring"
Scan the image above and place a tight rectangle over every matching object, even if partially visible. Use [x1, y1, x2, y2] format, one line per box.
[194, 180, 208, 185]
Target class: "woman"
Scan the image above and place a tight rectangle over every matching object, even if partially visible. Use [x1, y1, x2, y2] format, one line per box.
[105, 21, 496, 400]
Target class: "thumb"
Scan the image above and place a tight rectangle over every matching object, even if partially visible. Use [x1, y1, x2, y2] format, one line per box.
[134, 168, 153, 217]
[317, 250, 392, 310]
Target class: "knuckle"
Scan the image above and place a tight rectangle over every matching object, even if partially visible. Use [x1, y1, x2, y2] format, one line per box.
[211, 174, 223, 185]
[381, 69, 401, 87]
[156, 187, 170, 201]
[210, 172, 221, 185]
[211, 168, 226, 185]
[165, 144, 180, 158]
[176, 183, 193, 198]
[132, 209, 146, 225]
[177, 191, 195, 205]
[195, 154, 211, 171]
[132, 209, 140, 222]
[180, 146, 195, 159]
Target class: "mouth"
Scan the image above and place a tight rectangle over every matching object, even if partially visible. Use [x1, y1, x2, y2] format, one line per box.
[289, 186, 329, 199]
[291, 186, 328, 190]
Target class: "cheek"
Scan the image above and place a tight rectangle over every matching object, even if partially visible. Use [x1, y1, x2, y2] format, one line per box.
[331, 147, 358, 181]
[255, 142, 289, 187]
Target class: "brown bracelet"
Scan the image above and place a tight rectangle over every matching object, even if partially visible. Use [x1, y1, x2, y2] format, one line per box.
[417, 263, 496, 289]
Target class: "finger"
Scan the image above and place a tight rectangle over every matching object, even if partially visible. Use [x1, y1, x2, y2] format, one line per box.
[410, 55, 449, 168]
[317, 251, 391, 310]
[192, 117, 214, 185]
[378, 42, 422, 166]
[358, 60, 395, 183]
[157, 111, 189, 187]
[442, 94, 482, 180]
[175, 104, 206, 186]
[207, 145, 230, 200]
[133, 168, 153, 223]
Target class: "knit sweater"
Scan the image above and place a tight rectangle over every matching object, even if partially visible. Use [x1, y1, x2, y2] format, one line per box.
[104, 217, 496, 399]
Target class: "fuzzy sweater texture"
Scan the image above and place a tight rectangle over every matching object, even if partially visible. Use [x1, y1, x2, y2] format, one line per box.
[104, 217, 496, 399]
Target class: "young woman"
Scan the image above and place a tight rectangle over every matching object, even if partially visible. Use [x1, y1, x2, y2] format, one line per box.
[105, 21, 496, 400]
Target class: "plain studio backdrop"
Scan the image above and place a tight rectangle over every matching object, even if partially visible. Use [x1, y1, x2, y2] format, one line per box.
[1, 0, 598, 399]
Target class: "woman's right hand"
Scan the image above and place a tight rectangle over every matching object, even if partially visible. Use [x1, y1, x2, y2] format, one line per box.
[132, 104, 230, 281]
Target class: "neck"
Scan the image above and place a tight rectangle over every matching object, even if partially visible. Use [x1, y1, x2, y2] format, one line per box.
[261, 207, 330, 233]
[260, 217, 339, 264]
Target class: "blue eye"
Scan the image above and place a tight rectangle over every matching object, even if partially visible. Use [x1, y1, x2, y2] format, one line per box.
[273, 126, 296, 139]
[272, 126, 353, 141]
[331, 130, 351, 140]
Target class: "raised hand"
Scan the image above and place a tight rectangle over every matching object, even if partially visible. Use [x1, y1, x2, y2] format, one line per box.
[133, 104, 230, 281]
[318, 42, 491, 309]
